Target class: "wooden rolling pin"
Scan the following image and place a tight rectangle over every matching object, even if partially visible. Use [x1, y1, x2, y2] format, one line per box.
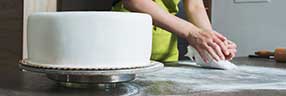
[253, 48, 286, 62]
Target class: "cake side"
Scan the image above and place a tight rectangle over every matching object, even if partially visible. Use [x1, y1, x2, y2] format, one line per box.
[27, 12, 153, 68]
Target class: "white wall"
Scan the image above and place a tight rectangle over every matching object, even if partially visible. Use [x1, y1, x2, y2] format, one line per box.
[212, 0, 286, 56]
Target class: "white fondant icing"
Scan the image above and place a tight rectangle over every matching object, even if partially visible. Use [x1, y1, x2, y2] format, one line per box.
[186, 46, 238, 70]
[27, 12, 153, 69]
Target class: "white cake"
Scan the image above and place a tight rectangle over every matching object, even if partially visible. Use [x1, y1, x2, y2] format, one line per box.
[26, 12, 153, 69]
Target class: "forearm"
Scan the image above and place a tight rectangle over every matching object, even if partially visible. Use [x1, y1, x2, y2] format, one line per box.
[183, 0, 212, 31]
[122, 0, 200, 38]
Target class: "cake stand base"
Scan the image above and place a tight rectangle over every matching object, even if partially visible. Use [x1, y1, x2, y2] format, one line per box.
[18, 61, 163, 87]
[46, 74, 135, 84]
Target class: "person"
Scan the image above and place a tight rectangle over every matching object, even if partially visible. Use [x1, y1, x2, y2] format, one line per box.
[112, 0, 237, 63]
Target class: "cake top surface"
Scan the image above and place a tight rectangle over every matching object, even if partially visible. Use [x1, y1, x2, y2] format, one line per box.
[30, 11, 151, 18]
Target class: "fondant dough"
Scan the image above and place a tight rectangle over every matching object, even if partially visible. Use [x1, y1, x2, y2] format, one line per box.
[185, 46, 238, 70]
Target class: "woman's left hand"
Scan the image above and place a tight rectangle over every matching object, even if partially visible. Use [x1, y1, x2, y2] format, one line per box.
[225, 40, 237, 60]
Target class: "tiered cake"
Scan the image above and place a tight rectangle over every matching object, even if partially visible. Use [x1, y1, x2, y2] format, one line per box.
[26, 12, 153, 69]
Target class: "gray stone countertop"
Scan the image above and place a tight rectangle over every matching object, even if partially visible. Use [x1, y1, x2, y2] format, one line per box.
[1, 57, 286, 96]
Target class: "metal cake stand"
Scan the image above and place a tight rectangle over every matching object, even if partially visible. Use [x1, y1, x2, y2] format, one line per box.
[18, 60, 164, 88]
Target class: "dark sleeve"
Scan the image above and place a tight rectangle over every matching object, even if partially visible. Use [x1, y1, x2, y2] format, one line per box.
[112, 0, 121, 6]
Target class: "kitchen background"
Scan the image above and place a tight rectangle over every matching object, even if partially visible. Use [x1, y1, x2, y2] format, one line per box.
[212, 0, 286, 56]
[1, 0, 286, 66]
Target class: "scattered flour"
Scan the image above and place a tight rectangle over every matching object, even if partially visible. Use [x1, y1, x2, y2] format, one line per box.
[136, 65, 286, 92]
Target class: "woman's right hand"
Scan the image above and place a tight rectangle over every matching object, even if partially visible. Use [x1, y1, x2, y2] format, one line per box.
[186, 29, 230, 63]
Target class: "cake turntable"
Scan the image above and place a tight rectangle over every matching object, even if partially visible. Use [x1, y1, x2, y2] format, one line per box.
[23, 12, 158, 92]
[18, 59, 164, 88]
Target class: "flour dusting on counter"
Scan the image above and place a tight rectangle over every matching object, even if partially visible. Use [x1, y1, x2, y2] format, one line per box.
[135, 65, 286, 93]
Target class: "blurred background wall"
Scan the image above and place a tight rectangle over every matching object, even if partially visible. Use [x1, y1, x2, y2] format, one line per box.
[212, 0, 286, 56]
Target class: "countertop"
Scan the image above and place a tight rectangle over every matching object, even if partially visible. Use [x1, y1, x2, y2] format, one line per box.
[1, 57, 286, 96]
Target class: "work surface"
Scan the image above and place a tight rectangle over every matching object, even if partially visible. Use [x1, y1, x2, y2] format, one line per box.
[1, 57, 286, 96]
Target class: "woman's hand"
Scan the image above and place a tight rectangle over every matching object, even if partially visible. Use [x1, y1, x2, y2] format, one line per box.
[225, 40, 237, 60]
[186, 29, 230, 63]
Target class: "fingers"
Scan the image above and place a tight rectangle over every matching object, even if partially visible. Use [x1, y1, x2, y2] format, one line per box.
[228, 44, 236, 49]
[195, 47, 209, 63]
[213, 31, 226, 41]
[225, 54, 233, 60]
[226, 40, 237, 60]
[227, 40, 237, 49]
[213, 37, 230, 56]
[230, 48, 237, 55]
[213, 32, 236, 56]
[204, 43, 220, 61]
[226, 49, 237, 60]
[225, 55, 232, 60]
[207, 42, 225, 60]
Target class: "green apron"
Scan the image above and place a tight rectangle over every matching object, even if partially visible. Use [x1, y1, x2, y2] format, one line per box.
[113, 0, 180, 62]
